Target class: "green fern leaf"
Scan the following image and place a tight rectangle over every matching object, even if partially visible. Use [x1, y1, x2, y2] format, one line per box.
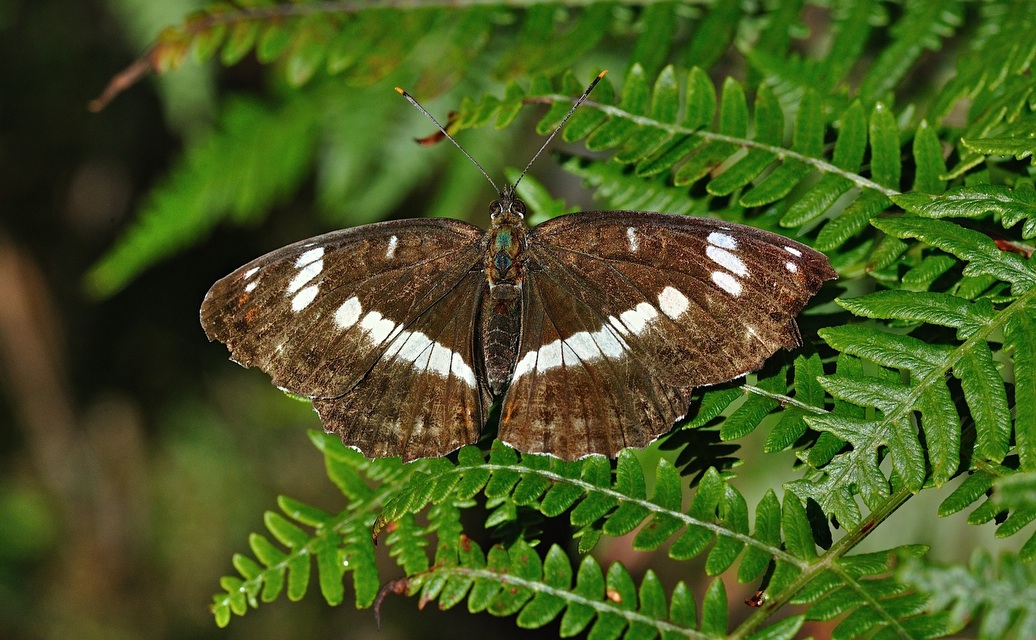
[86, 95, 322, 297]
[899, 551, 1036, 638]
[872, 215, 1036, 292]
[912, 120, 947, 194]
[858, 0, 964, 104]
[630, 4, 677, 78]
[781, 100, 867, 227]
[895, 183, 1036, 239]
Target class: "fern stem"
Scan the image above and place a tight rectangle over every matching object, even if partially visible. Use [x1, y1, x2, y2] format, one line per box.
[730, 486, 916, 640]
[415, 564, 710, 638]
[476, 463, 809, 568]
[567, 96, 900, 199]
[741, 384, 829, 414]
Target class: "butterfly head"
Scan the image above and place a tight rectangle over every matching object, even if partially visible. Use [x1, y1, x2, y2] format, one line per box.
[490, 185, 527, 222]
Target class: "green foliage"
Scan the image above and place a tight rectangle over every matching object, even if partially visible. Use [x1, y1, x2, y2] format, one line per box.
[91, 1, 1036, 637]
[899, 551, 1036, 639]
[214, 436, 955, 639]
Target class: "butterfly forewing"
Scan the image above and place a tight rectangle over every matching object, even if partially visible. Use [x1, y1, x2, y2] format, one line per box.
[527, 212, 835, 386]
[200, 218, 484, 399]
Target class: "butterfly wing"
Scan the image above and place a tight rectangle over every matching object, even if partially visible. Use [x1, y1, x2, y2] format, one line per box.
[499, 211, 835, 459]
[500, 267, 692, 458]
[312, 269, 491, 460]
[201, 218, 492, 458]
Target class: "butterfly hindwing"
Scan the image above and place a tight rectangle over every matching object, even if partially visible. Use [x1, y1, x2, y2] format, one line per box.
[200, 218, 484, 399]
[312, 270, 492, 460]
[499, 266, 691, 459]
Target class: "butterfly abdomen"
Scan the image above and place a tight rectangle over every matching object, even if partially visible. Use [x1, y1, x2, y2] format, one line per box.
[481, 294, 521, 395]
[481, 217, 529, 395]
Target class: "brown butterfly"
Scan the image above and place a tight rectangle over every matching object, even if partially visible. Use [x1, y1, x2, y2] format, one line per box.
[201, 72, 835, 461]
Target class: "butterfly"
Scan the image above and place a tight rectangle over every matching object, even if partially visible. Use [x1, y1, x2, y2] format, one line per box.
[201, 72, 836, 462]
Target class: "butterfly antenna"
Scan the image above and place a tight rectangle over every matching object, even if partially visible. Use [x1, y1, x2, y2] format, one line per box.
[513, 70, 607, 191]
[395, 86, 501, 194]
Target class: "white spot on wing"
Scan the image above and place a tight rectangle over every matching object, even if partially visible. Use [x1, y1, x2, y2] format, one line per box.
[712, 271, 742, 297]
[618, 302, 658, 335]
[626, 227, 639, 252]
[784, 246, 802, 257]
[786, 261, 798, 273]
[380, 327, 477, 388]
[706, 245, 748, 277]
[427, 341, 453, 377]
[536, 341, 563, 371]
[291, 285, 319, 311]
[387, 330, 432, 362]
[451, 352, 477, 388]
[513, 310, 646, 381]
[658, 286, 690, 319]
[244, 267, 259, 279]
[245, 281, 258, 293]
[512, 351, 536, 379]
[295, 247, 324, 267]
[386, 235, 398, 260]
[287, 259, 323, 294]
[334, 297, 362, 329]
[707, 232, 738, 250]
[360, 311, 396, 343]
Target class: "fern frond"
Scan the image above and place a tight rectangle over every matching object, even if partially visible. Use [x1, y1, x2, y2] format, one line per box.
[213, 427, 971, 638]
[895, 183, 1036, 240]
[405, 536, 848, 640]
[444, 65, 908, 255]
[86, 94, 323, 297]
[789, 209, 1036, 530]
[212, 433, 409, 626]
[939, 467, 1036, 562]
[403, 538, 773, 640]
[788, 545, 955, 640]
[929, 0, 1036, 124]
[899, 551, 1036, 639]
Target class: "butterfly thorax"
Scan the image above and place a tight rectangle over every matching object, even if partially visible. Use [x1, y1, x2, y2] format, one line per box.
[481, 191, 529, 395]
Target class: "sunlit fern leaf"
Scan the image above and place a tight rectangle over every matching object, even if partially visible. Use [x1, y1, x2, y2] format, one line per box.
[404, 536, 791, 639]
[895, 183, 1036, 240]
[899, 551, 1036, 639]
[791, 545, 954, 639]
[790, 209, 1036, 528]
[838, 290, 1011, 462]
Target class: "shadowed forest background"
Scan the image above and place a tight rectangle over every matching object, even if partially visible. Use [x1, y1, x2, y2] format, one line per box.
[2, 1, 1035, 639]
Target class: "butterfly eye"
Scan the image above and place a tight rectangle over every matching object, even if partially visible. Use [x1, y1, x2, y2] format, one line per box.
[489, 200, 502, 216]
[511, 199, 527, 216]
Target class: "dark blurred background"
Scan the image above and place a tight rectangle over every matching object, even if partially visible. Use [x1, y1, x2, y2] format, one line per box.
[0, 2, 1022, 639]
